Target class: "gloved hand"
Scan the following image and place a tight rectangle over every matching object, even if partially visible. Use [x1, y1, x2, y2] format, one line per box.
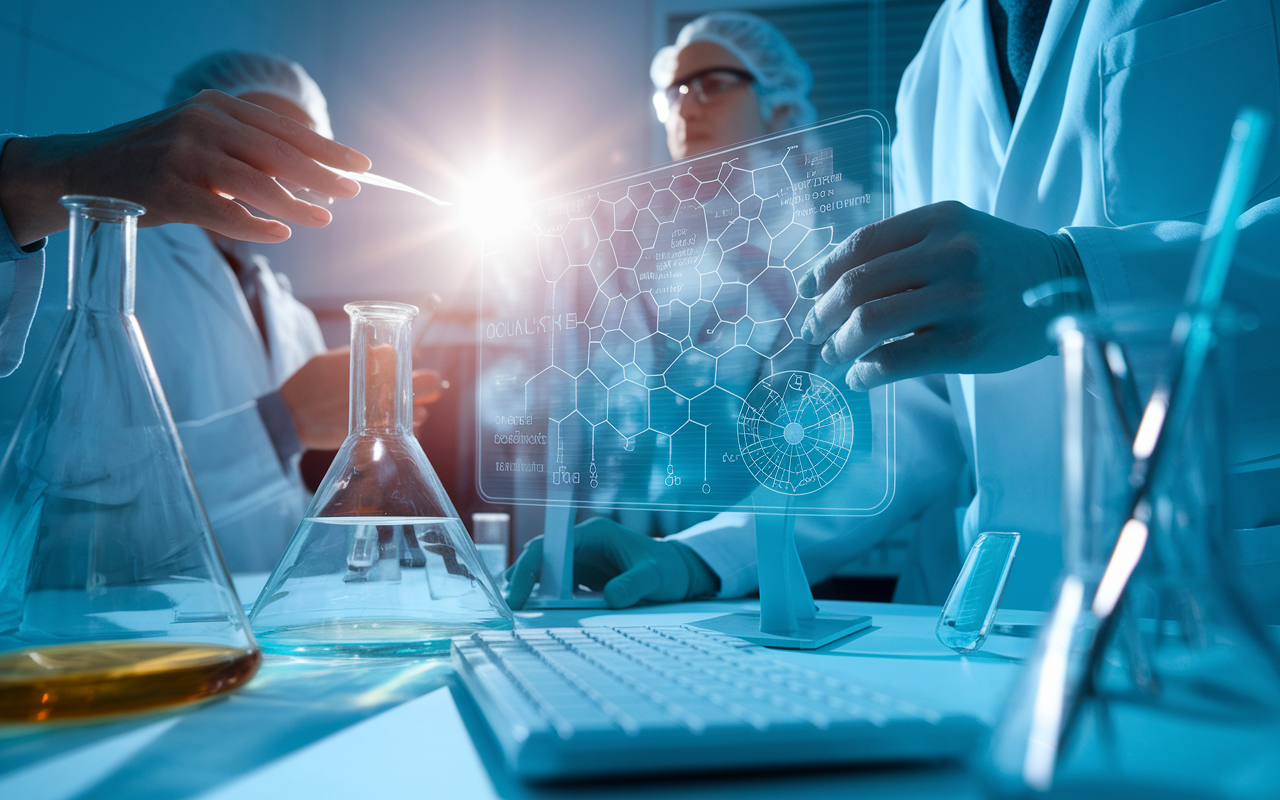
[505, 518, 720, 610]
[797, 201, 1086, 391]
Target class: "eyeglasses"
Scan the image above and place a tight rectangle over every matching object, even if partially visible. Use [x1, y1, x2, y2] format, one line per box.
[653, 68, 755, 122]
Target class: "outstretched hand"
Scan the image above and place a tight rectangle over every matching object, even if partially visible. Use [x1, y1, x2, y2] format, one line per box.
[505, 518, 720, 610]
[0, 90, 372, 246]
[797, 201, 1084, 391]
[279, 346, 446, 450]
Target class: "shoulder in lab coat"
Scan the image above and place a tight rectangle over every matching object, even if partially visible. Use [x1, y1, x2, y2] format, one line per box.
[677, 0, 1280, 611]
[134, 224, 326, 573]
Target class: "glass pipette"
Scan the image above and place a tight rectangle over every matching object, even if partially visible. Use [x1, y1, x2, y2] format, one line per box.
[329, 168, 452, 206]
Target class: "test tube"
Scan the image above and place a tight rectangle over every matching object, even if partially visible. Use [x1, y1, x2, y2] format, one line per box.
[472, 512, 511, 586]
[936, 531, 1020, 654]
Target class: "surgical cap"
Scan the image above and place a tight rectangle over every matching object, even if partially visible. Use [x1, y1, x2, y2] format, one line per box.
[650, 12, 816, 130]
[166, 50, 333, 139]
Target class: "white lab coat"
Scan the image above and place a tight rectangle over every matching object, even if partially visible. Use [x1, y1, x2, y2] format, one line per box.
[675, 0, 1280, 611]
[0, 133, 44, 378]
[134, 225, 326, 573]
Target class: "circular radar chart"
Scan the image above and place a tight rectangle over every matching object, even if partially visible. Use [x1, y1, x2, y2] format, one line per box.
[736, 371, 854, 495]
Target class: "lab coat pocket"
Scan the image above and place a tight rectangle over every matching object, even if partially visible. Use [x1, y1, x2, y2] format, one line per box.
[1100, 0, 1280, 226]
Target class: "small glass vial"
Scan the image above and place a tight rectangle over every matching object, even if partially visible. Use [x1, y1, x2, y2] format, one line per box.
[936, 531, 1020, 654]
[472, 512, 510, 587]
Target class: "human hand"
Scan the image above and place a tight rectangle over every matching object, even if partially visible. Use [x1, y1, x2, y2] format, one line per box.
[797, 201, 1084, 390]
[504, 517, 720, 610]
[280, 347, 350, 450]
[412, 368, 446, 430]
[0, 90, 372, 247]
[279, 347, 446, 450]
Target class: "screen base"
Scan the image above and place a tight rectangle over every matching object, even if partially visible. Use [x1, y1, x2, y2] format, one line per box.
[521, 591, 609, 609]
[693, 611, 872, 650]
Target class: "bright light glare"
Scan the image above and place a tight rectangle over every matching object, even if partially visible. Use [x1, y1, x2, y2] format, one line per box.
[1092, 518, 1149, 617]
[1023, 574, 1084, 791]
[1132, 391, 1168, 459]
[455, 159, 532, 239]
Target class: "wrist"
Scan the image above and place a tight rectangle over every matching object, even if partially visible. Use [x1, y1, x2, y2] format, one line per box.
[0, 135, 74, 246]
[668, 539, 721, 600]
[1048, 230, 1090, 312]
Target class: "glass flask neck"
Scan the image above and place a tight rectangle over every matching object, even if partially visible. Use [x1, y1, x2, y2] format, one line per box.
[346, 302, 419, 436]
[61, 195, 146, 315]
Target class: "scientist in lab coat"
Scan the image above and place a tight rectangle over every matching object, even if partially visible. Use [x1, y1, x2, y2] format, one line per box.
[0, 85, 371, 379]
[510, 0, 1280, 614]
[134, 52, 442, 572]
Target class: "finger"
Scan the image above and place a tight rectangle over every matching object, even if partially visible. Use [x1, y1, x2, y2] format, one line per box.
[603, 559, 664, 609]
[200, 90, 372, 172]
[219, 122, 361, 201]
[412, 405, 428, 430]
[844, 329, 951, 391]
[821, 287, 944, 364]
[797, 204, 941, 297]
[504, 537, 543, 610]
[204, 155, 333, 228]
[802, 244, 930, 345]
[165, 189, 291, 243]
[413, 369, 445, 404]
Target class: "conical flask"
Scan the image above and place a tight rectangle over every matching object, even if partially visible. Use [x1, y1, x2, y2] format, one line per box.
[0, 196, 260, 722]
[984, 309, 1280, 798]
[249, 302, 512, 656]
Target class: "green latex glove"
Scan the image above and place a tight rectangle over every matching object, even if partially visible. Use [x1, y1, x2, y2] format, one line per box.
[505, 517, 720, 610]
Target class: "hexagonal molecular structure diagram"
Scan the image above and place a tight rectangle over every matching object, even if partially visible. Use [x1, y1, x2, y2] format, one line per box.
[665, 347, 716, 399]
[479, 114, 891, 516]
[639, 331, 683, 376]
[649, 387, 689, 435]
[713, 282, 747, 323]
[607, 380, 649, 438]
[600, 328, 636, 366]
[576, 371, 608, 424]
[650, 188, 679, 223]
[563, 218, 598, 266]
[537, 235, 570, 282]
[671, 172, 699, 200]
[747, 267, 797, 322]
[588, 342, 626, 387]
[614, 198, 638, 231]
[526, 366, 577, 422]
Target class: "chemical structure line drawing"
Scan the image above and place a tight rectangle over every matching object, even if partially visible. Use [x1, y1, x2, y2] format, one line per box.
[479, 113, 892, 513]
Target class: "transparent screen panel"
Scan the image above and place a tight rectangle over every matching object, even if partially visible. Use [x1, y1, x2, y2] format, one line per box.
[478, 113, 894, 515]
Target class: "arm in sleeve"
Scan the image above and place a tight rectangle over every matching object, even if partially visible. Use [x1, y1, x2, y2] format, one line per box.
[0, 135, 47, 377]
[670, 374, 967, 597]
[1066, 193, 1280, 468]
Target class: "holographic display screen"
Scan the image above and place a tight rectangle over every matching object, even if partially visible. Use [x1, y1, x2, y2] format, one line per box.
[477, 113, 894, 515]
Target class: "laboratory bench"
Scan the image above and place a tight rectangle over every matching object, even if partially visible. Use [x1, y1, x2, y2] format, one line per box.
[0, 574, 1041, 800]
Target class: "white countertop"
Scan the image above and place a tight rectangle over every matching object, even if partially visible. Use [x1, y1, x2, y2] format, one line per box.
[0, 584, 1040, 800]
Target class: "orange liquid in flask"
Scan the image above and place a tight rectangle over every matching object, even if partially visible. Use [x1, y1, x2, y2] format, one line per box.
[0, 641, 261, 722]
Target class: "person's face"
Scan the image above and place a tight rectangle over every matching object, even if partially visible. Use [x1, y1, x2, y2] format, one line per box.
[663, 42, 765, 160]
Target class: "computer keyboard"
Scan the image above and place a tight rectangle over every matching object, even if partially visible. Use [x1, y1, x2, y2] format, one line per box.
[451, 625, 983, 780]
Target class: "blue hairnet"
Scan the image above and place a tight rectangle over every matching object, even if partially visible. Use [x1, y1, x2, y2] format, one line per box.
[650, 11, 816, 130]
[166, 51, 333, 139]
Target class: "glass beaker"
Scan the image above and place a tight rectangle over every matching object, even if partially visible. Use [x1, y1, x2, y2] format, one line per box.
[984, 308, 1280, 798]
[0, 196, 259, 722]
[249, 302, 512, 656]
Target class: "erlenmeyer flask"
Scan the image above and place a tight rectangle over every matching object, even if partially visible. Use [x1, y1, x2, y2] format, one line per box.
[0, 196, 259, 722]
[249, 302, 512, 656]
[984, 309, 1280, 798]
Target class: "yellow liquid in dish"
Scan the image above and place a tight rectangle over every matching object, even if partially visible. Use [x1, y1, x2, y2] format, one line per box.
[0, 641, 260, 722]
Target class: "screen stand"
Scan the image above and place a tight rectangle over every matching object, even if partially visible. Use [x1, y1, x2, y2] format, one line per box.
[693, 511, 870, 649]
[522, 501, 607, 609]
